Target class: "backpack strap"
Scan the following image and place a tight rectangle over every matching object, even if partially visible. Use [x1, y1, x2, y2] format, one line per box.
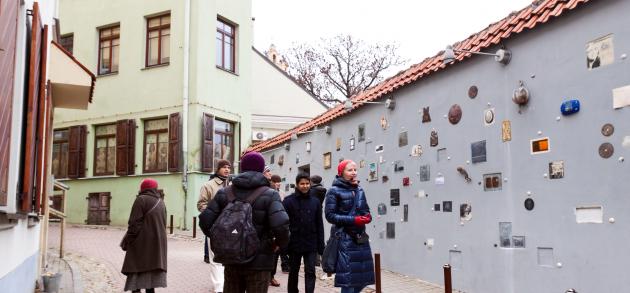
[224, 185, 269, 204]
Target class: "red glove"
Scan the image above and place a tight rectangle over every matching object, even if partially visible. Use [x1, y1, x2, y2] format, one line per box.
[354, 215, 371, 226]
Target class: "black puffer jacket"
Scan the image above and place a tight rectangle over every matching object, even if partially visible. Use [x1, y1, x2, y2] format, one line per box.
[309, 183, 327, 205]
[199, 171, 290, 270]
[282, 190, 325, 254]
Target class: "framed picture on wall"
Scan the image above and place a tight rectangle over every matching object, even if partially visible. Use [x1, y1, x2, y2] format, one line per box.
[323, 152, 332, 169]
[368, 162, 378, 181]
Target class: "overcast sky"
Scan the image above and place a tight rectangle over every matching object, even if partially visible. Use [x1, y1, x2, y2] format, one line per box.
[252, 0, 533, 72]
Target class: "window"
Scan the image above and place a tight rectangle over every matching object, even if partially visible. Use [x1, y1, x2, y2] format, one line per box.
[59, 33, 74, 54]
[52, 130, 70, 179]
[98, 26, 120, 75]
[216, 19, 235, 72]
[483, 173, 502, 191]
[144, 118, 169, 173]
[94, 124, 116, 176]
[146, 14, 170, 67]
[213, 119, 234, 167]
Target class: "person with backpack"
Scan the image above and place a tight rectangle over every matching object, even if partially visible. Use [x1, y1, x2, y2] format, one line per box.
[283, 173, 325, 293]
[199, 151, 289, 293]
[197, 159, 231, 293]
[121, 178, 167, 293]
[324, 160, 375, 293]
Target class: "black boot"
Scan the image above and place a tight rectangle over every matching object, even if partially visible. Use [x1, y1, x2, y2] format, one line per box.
[204, 255, 210, 263]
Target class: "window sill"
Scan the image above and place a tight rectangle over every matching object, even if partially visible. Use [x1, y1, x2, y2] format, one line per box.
[216, 66, 239, 76]
[97, 72, 119, 78]
[141, 63, 169, 71]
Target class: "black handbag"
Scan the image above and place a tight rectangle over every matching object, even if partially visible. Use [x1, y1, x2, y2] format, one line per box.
[322, 226, 342, 273]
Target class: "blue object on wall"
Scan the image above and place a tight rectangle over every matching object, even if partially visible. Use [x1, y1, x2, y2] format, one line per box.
[560, 99, 580, 115]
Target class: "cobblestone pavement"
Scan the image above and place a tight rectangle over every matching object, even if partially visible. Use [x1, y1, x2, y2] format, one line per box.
[48, 224, 455, 293]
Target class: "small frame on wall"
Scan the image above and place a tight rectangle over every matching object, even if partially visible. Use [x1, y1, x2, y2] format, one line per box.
[336, 138, 342, 151]
[390, 189, 400, 206]
[386, 222, 395, 239]
[531, 137, 550, 154]
[306, 141, 311, 152]
[349, 137, 356, 151]
[278, 155, 284, 166]
[471, 140, 487, 163]
[483, 173, 502, 191]
[323, 152, 332, 169]
[398, 131, 408, 147]
[419, 165, 430, 182]
[586, 34, 614, 70]
[368, 162, 378, 182]
[358, 123, 366, 142]
[549, 160, 564, 179]
[270, 154, 275, 164]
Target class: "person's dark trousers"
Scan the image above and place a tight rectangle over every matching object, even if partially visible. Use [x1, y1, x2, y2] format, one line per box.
[204, 236, 210, 263]
[224, 266, 270, 293]
[280, 253, 290, 272]
[288, 251, 317, 293]
[271, 251, 279, 277]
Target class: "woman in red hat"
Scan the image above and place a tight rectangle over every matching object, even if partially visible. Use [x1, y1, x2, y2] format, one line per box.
[324, 160, 375, 293]
[121, 178, 168, 293]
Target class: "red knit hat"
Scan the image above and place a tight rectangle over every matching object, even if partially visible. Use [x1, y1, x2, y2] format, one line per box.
[337, 160, 354, 176]
[140, 178, 158, 191]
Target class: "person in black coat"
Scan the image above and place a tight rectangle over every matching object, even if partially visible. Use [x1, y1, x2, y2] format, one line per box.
[199, 152, 289, 293]
[309, 175, 327, 205]
[283, 173, 325, 293]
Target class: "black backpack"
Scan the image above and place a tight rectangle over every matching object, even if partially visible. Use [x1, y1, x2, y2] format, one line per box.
[209, 185, 268, 265]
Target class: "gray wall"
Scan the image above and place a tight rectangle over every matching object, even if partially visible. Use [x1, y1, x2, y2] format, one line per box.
[263, 1, 630, 292]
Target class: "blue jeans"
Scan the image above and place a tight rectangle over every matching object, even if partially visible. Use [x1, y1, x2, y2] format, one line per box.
[340, 286, 365, 293]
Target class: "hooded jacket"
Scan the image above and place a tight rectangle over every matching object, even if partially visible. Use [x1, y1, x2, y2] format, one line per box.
[309, 183, 327, 205]
[324, 176, 375, 288]
[199, 171, 290, 270]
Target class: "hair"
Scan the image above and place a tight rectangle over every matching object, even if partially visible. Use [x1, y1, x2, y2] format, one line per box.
[215, 159, 231, 174]
[295, 172, 310, 184]
[270, 174, 282, 183]
[310, 175, 322, 184]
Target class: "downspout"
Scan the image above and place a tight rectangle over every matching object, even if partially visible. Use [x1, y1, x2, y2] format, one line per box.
[181, 0, 191, 230]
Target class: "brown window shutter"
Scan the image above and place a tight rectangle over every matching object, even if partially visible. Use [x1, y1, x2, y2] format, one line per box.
[0, 0, 20, 206]
[78, 125, 87, 178]
[116, 119, 136, 175]
[168, 113, 181, 172]
[201, 113, 214, 172]
[20, 2, 44, 212]
[68, 125, 87, 179]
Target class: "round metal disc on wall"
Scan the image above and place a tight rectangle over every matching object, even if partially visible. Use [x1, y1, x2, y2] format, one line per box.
[599, 142, 614, 158]
[468, 86, 478, 99]
[601, 123, 614, 137]
[484, 109, 495, 124]
[448, 104, 463, 124]
[524, 198, 535, 211]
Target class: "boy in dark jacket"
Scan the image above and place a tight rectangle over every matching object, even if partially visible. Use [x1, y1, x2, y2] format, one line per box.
[283, 173, 325, 293]
[199, 152, 290, 293]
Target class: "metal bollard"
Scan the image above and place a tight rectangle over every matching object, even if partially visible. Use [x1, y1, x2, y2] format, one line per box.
[375, 253, 382, 293]
[192, 217, 197, 238]
[443, 264, 452, 293]
[169, 215, 174, 234]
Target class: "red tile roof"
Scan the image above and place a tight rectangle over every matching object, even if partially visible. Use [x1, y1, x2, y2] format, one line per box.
[247, 0, 591, 153]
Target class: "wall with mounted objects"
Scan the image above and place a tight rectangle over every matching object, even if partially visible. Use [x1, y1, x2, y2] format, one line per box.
[260, 1, 629, 292]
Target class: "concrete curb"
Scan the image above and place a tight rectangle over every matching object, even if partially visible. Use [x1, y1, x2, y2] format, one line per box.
[63, 257, 84, 293]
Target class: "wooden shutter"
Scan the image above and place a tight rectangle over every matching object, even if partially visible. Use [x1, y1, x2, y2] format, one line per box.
[68, 125, 87, 179]
[116, 119, 136, 176]
[0, 0, 20, 206]
[21, 3, 45, 212]
[201, 113, 214, 172]
[168, 113, 181, 172]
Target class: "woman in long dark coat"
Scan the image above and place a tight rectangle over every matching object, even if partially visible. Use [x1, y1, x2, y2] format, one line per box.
[121, 178, 167, 293]
[324, 160, 375, 293]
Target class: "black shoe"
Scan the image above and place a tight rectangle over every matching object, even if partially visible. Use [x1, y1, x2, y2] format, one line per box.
[204, 255, 210, 263]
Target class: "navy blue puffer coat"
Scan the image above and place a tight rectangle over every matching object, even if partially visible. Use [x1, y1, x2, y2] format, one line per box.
[324, 176, 375, 288]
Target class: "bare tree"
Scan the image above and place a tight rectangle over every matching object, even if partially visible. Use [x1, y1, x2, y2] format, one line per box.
[285, 35, 406, 106]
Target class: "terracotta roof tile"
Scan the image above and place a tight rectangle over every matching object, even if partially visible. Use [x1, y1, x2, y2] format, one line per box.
[246, 0, 592, 153]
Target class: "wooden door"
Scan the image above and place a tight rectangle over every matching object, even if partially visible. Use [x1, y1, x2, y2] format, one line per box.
[87, 192, 111, 225]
